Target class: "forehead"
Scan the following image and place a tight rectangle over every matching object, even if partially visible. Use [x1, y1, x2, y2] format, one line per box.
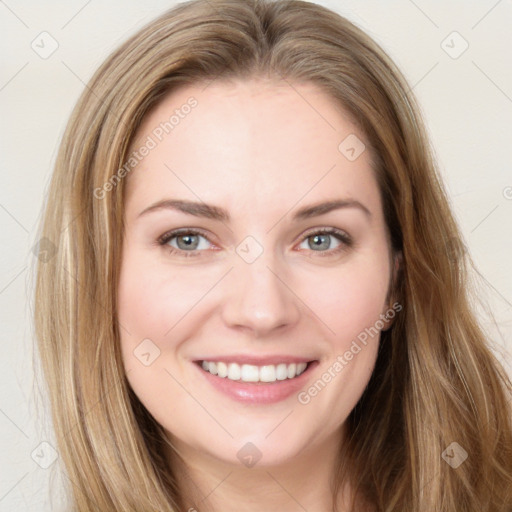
[124, 78, 380, 219]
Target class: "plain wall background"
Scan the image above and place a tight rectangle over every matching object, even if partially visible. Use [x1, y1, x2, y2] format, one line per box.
[0, 1, 511, 510]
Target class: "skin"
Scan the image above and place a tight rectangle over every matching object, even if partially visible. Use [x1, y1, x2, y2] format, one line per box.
[118, 78, 398, 512]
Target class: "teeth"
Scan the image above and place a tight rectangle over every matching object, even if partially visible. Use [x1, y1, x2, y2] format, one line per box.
[260, 365, 276, 382]
[287, 363, 296, 379]
[227, 363, 241, 380]
[217, 361, 228, 378]
[276, 364, 288, 381]
[208, 361, 217, 375]
[200, 360, 309, 382]
[241, 364, 259, 382]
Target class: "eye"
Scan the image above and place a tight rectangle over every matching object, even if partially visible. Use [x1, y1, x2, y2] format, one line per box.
[296, 228, 352, 257]
[157, 227, 352, 258]
[157, 229, 213, 258]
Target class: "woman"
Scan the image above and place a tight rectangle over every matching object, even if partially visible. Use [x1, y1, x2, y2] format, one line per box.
[33, 0, 512, 510]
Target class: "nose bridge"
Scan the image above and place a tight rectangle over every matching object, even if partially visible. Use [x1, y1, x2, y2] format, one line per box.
[221, 243, 300, 334]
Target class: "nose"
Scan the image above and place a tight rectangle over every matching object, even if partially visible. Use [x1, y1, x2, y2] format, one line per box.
[220, 252, 301, 337]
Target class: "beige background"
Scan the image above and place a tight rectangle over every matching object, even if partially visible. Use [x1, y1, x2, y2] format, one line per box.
[0, 1, 511, 510]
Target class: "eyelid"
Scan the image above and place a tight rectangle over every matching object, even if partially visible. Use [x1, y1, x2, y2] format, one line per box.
[157, 227, 212, 246]
[300, 226, 350, 240]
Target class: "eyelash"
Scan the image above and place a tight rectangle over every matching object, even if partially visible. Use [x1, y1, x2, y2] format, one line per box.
[157, 227, 353, 258]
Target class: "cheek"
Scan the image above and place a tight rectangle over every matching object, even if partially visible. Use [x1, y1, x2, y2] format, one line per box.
[117, 250, 178, 378]
[117, 252, 209, 347]
[116, 254, 201, 428]
[116, 249, 223, 398]
[295, 289, 384, 428]
[293, 254, 390, 421]
[306, 256, 390, 345]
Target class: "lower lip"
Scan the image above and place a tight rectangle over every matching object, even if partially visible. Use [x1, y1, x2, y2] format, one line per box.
[194, 361, 319, 404]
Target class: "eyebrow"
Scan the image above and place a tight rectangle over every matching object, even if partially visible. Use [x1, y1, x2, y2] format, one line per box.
[137, 198, 371, 221]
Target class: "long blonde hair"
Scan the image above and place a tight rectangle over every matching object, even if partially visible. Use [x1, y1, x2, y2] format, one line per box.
[33, 0, 512, 510]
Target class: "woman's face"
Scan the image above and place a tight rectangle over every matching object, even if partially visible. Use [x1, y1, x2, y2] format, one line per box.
[118, 78, 397, 468]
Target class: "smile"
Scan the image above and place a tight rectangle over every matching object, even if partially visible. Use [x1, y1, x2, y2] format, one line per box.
[194, 359, 319, 404]
[200, 360, 308, 383]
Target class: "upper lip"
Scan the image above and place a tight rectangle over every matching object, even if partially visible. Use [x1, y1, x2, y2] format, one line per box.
[194, 355, 316, 366]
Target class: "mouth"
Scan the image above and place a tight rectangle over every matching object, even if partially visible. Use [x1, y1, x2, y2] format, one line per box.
[193, 358, 319, 404]
[196, 359, 313, 383]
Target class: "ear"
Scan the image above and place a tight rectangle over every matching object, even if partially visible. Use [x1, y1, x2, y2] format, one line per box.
[381, 251, 402, 331]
